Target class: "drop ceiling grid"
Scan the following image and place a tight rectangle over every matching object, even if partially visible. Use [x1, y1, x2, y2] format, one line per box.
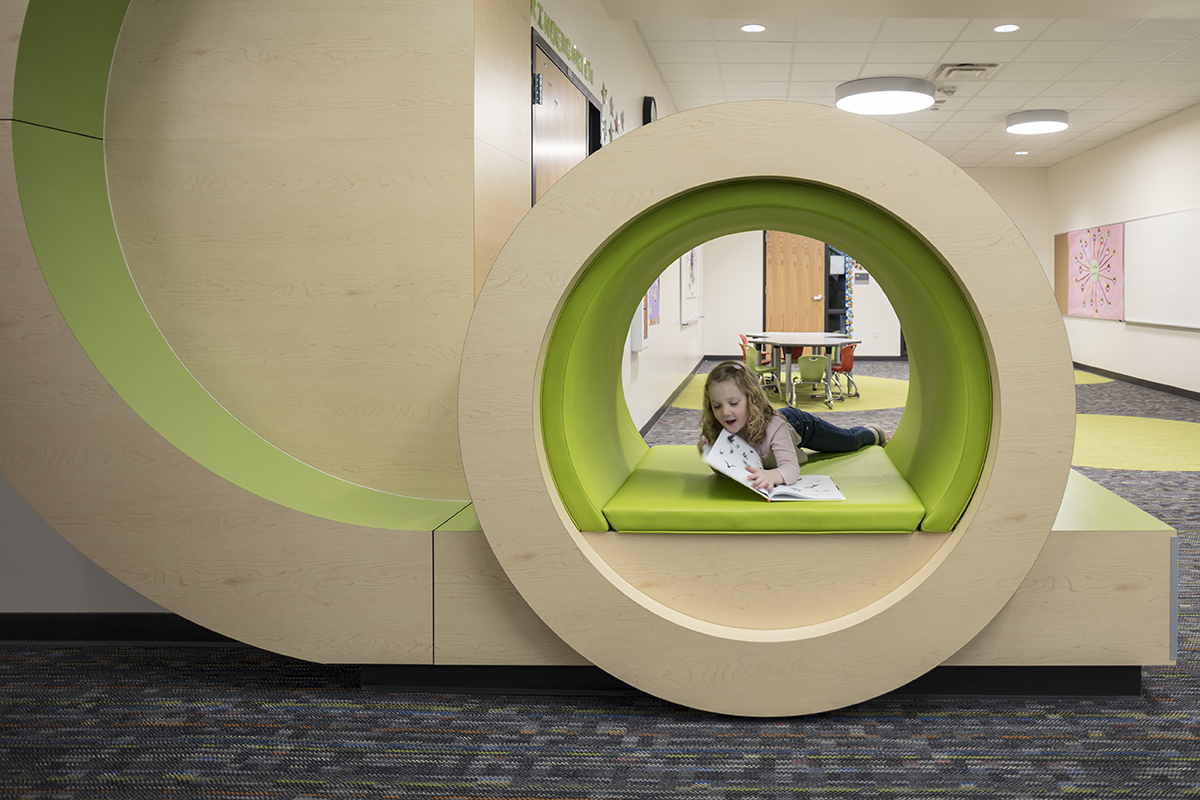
[636, 17, 1200, 168]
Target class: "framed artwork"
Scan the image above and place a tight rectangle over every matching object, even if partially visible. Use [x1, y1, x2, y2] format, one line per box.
[648, 278, 661, 325]
[680, 249, 701, 325]
[1067, 223, 1124, 320]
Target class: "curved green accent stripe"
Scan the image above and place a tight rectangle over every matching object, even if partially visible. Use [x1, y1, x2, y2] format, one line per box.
[13, 0, 130, 138]
[542, 179, 991, 534]
[12, 1, 467, 531]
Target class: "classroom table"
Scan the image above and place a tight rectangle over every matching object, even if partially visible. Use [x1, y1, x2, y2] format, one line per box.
[745, 332, 859, 407]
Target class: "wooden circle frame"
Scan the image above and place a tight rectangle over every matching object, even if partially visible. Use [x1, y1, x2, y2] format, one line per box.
[460, 101, 1075, 717]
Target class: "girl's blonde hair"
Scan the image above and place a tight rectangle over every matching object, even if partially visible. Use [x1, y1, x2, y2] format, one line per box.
[700, 360, 777, 445]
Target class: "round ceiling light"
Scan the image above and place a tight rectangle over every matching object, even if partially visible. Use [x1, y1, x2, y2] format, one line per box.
[1005, 109, 1069, 135]
[741, 23, 765, 32]
[994, 24, 1020, 33]
[834, 77, 936, 115]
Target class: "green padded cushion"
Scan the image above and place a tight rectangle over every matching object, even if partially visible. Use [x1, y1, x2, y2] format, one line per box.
[602, 445, 925, 534]
[542, 179, 990, 535]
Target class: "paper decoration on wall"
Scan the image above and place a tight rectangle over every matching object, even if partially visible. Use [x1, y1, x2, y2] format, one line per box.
[844, 255, 857, 336]
[648, 278, 661, 325]
[680, 249, 701, 325]
[1067, 223, 1124, 320]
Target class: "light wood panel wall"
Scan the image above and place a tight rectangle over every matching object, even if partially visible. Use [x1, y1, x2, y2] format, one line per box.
[435, 531, 589, 665]
[1, 123, 433, 662]
[432, 527, 1175, 667]
[0, 0, 28, 119]
[104, 0, 475, 501]
[474, 0, 531, 299]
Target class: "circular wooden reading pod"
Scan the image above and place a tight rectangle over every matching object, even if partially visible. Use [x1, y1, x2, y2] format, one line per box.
[460, 100, 1076, 717]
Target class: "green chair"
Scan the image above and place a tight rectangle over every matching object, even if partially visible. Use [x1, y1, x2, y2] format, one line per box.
[792, 354, 833, 407]
[740, 340, 780, 393]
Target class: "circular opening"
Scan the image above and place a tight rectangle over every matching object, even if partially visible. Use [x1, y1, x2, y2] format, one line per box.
[540, 178, 992, 541]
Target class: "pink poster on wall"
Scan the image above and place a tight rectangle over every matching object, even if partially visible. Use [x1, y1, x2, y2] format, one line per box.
[1067, 223, 1124, 320]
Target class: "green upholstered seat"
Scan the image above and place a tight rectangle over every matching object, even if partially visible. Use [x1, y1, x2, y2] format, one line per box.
[602, 445, 925, 534]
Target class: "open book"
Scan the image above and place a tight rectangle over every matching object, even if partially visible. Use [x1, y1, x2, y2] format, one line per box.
[701, 430, 844, 502]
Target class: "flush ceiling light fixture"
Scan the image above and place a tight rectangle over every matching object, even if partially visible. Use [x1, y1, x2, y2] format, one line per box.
[741, 23, 765, 32]
[834, 77, 936, 115]
[994, 23, 1020, 33]
[1006, 109, 1069, 134]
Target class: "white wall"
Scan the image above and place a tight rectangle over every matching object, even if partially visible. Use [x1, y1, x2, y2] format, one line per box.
[536, 0, 677, 130]
[622, 254, 707, 429]
[848, 265, 902, 356]
[701, 231, 763, 356]
[1048, 102, 1200, 393]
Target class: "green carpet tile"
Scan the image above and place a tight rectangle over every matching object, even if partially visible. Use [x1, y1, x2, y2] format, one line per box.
[2, 360, 1199, 798]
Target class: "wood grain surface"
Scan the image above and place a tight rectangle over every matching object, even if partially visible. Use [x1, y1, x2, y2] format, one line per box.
[460, 100, 1076, 715]
[105, 0, 475, 500]
[0, 0, 27, 119]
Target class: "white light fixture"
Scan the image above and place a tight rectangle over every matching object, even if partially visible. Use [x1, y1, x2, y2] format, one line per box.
[1005, 109, 1069, 134]
[741, 23, 765, 32]
[994, 24, 1020, 33]
[834, 77, 936, 115]
[1015, 150, 1029, 155]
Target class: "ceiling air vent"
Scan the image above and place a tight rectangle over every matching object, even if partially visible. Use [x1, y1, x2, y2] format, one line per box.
[931, 63, 1002, 81]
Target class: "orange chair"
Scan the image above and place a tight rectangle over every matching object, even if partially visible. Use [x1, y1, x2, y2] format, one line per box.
[830, 342, 859, 399]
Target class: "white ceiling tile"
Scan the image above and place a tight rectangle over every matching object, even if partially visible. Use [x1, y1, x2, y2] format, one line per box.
[877, 18, 968, 42]
[716, 41, 793, 63]
[1103, 80, 1186, 96]
[793, 19, 883, 42]
[787, 80, 840, 96]
[963, 95, 1028, 110]
[944, 110, 1005, 123]
[1062, 62, 1151, 81]
[790, 63, 861, 81]
[938, 121, 1001, 132]
[721, 62, 791, 81]
[1078, 94, 1148, 111]
[1139, 95, 1200, 111]
[975, 81, 1054, 96]
[788, 95, 837, 107]
[972, 130, 1019, 142]
[1088, 40, 1193, 63]
[1069, 108, 1122, 123]
[957, 19, 1055, 42]
[635, 20, 714, 42]
[868, 42, 950, 63]
[993, 62, 1074, 81]
[1040, 20, 1139, 40]
[1164, 41, 1200, 62]
[793, 42, 872, 63]
[1013, 40, 1107, 63]
[940, 41, 1029, 63]
[1167, 80, 1200, 96]
[648, 41, 718, 64]
[924, 131, 979, 144]
[858, 63, 938, 78]
[1135, 62, 1200, 81]
[666, 81, 725, 98]
[1039, 80, 1119, 97]
[723, 82, 788, 98]
[932, 82, 984, 97]
[1112, 108, 1173, 123]
[1120, 20, 1200, 40]
[711, 20, 795, 42]
[1021, 95, 1088, 110]
[656, 63, 721, 82]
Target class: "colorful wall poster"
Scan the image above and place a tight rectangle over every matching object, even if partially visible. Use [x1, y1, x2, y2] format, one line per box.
[1067, 223, 1124, 320]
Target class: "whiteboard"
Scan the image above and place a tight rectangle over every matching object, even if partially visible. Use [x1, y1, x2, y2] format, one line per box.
[1124, 206, 1200, 330]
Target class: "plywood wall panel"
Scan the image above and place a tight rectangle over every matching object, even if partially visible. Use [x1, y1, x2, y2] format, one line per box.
[0, 0, 28, 119]
[475, 140, 532, 299]
[2, 121, 434, 661]
[105, 0, 475, 501]
[435, 531, 590, 665]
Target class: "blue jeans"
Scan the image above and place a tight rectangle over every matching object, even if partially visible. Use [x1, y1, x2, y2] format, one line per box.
[778, 407, 875, 452]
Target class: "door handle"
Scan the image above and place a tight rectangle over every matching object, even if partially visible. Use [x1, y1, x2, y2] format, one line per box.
[813, 294, 823, 301]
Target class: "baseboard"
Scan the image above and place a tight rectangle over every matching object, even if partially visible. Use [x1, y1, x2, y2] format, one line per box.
[0, 612, 241, 645]
[1074, 362, 1200, 402]
[361, 664, 1142, 700]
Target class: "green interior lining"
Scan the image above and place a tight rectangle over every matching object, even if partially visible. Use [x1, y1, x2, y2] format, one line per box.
[542, 179, 992, 534]
[11, 0, 466, 531]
